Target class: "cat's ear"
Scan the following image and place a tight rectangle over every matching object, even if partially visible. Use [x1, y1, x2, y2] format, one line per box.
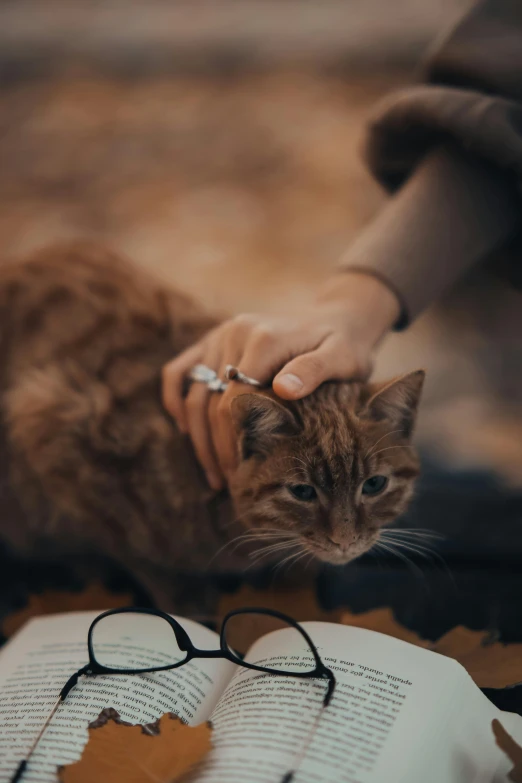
[230, 393, 299, 459]
[362, 370, 425, 438]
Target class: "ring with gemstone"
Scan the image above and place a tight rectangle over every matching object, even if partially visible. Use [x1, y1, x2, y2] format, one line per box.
[188, 364, 228, 393]
[224, 365, 262, 387]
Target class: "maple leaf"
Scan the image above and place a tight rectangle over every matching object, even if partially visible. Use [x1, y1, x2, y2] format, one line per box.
[59, 708, 212, 783]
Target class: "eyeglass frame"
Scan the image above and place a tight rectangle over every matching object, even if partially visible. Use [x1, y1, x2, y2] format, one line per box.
[11, 605, 336, 783]
[83, 606, 335, 702]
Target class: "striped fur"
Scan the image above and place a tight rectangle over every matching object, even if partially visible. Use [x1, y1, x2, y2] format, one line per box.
[0, 243, 424, 600]
[230, 376, 424, 565]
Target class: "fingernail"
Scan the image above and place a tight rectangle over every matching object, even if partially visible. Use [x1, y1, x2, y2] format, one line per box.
[276, 373, 303, 393]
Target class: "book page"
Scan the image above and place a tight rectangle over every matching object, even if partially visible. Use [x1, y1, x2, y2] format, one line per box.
[200, 621, 516, 783]
[445, 677, 522, 783]
[0, 611, 236, 783]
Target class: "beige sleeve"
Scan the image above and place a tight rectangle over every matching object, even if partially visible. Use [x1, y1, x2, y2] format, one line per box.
[339, 143, 520, 327]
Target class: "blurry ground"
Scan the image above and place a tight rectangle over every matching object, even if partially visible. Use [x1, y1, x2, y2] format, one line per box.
[0, 72, 390, 314]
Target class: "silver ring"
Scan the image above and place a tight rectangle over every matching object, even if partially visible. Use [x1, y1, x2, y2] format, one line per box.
[224, 364, 262, 387]
[188, 364, 228, 393]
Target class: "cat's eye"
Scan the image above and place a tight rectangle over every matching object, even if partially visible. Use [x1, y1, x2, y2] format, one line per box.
[362, 475, 388, 496]
[288, 484, 317, 502]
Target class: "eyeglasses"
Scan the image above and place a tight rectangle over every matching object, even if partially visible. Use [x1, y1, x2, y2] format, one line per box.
[11, 606, 336, 783]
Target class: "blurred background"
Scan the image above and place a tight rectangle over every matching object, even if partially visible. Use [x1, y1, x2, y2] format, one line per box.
[2, 0, 522, 641]
[2, 0, 521, 485]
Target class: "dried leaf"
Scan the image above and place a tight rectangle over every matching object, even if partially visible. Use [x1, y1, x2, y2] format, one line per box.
[219, 587, 522, 688]
[340, 607, 522, 688]
[2, 583, 133, 638]
[339, 607, 432, 648]
[493, 719, 522, 781]
[433, 629, 522, 689]
[58, 709, 212, 783]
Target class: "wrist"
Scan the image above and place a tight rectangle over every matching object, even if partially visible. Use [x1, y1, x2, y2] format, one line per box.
[317, 271, 401, 346]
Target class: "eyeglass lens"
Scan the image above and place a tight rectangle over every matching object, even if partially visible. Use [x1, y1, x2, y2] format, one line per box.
[222, 612, 319, 675]
[91, 612, 188, 671]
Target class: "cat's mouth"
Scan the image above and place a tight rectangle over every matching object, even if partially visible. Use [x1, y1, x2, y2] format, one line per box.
[305, 535, 379, 565]
[306, 542, 356, 565]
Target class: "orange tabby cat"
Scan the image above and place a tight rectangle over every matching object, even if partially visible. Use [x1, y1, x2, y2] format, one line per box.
[0, 243, 424, 607]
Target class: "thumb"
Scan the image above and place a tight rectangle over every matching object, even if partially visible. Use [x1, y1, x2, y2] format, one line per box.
[273, 341, 369, 400]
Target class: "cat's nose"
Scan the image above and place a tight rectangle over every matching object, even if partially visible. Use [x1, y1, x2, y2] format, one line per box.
[327, 533, 355, 551]
[327, 535, 344, 547]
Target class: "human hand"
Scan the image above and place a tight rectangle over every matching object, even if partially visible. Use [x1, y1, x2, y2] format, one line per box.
[162, 272, 400, 490]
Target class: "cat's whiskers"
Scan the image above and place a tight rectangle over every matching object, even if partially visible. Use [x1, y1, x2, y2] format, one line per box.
[279, 455, 314, 472]
[248, 539, 301, 562]
[228, 531, 296, 553]
[279, 456, 308, 466]
[272, 546, 308, 576]
[381, 540, 441, 560]
[381, 528, 443, 541]
[245, 538, 302, 570]
[283, 549, 309, 573]
[234, 527, 293, 538]
[207, 529, 296, 566]
[372, 541, 416, 574]
[380, 532, 455, 586]
[248, 536, 300, 550]
[372, 539, 425, 579]
[283, 468, 306, 481]
[243, 542, 301, 572]
[403, 528, 443, 537]
[380, 531, 443, 554]
[365, 429, 403, 459]
[369, 445, 414, 459]
[235, 535, 295, 551]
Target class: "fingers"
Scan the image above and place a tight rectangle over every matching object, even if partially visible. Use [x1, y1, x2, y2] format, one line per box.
[162, 343, 202, 433]
[185, 381, 220, 486]
[208, 340, 246, 480]
[162, 311, 376, 489]
[162, 319, 249, 490]
[184, 340, 223, 490]
[273, 336, 371, 400]
[237, 322, 311, 384]
[273, 352, 326, 398]
[492, 719, 522, 765]
[162, 332, 224, 490]
[209, 320, 291, 476]
[208, 385, 244, 478]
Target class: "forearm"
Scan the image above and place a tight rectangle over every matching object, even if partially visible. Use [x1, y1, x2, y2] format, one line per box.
[317, 271, 400, 348]
[338, 144, 520, 326]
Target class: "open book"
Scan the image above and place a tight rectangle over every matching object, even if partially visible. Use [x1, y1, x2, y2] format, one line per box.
[1, 611, 521, 783]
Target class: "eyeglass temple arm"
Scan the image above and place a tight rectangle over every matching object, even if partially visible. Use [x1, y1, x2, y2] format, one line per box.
[279, 669, 337, 783]
[323, 668, 336, 707]
[60, 664, 91, 700]
[10, 760, 28, 783]
[10, 664, 92, 783]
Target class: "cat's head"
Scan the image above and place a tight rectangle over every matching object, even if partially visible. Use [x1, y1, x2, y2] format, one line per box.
[228, 371, 425, 566]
